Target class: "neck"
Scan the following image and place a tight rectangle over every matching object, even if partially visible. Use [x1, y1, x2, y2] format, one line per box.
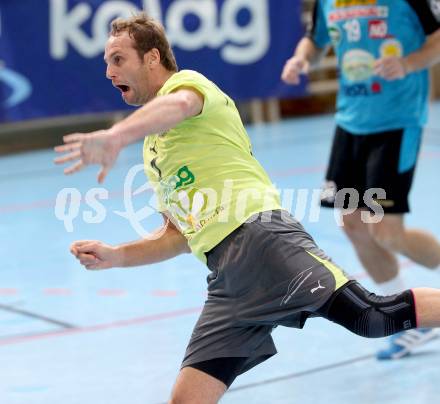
[142, 68, 176, 105]
[155, 69, 175, 94]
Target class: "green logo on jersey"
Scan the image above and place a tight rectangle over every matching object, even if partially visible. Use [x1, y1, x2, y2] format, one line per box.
[159, 165, 196, 205]
[175, 166, 195, 189]
[329, 24, 341, 46]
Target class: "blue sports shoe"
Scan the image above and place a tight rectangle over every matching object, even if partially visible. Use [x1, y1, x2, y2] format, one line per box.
[377, 328, 439, 360]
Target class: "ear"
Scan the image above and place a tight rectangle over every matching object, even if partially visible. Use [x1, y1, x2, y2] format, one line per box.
[144, 48, 161, 68]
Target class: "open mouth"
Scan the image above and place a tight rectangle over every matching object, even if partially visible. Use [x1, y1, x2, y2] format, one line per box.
[115, 84, 130, 93]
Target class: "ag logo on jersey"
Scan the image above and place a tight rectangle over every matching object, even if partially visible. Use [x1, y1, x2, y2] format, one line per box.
[429, 0, 440, 21]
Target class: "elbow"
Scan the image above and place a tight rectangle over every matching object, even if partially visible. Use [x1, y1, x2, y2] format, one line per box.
[167, 225, 191, 255]
[176, 93, 194, 117]
[175, 92, 202, 118]
[182, 244, 192, 254]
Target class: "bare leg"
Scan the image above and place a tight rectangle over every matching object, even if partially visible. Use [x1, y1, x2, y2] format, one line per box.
[169, 367, 227, 404]
[369, 214, 440, 269]
[342, 210, 399, 283]
[413, 288, 440, 328]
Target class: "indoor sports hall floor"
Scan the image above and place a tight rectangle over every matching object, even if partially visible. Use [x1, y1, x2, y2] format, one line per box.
[1, 103, 440, 404]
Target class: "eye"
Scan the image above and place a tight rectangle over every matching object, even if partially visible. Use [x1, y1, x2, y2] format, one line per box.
[114, 56, 122, 65]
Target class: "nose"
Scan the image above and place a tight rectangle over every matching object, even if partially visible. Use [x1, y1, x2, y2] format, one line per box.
[106, 64, 116, 80]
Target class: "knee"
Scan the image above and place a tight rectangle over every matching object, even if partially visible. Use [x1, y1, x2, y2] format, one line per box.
[369, 222, 404, 251]
[323, 283, 417, 339]
[342, 213, 370, 243]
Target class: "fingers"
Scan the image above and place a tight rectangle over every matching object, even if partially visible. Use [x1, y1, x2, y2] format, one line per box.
[54, 142, 81, 153]
[97, 167, 108, 184]
[54, 148, 86, 175]
[54, 138, 84, 175]
[75, 241, 108, 263]
[282, 69, 300, 84]
[72, 240, 97, 248]
[70, 240, 96, 256]
[374, 58, 405, 80]
[54, 150, 81, 165]
[85, 263, 106, 270]
[70, 241, 109, 270]
[64, 160, 85, 175]
[78, 252, 98, 266]
[54, 134, 85, 171]
[54, 130, 119, 180]
[281, 62, 300, 83]
[281, 58, 307, 85]
[63, 133, 87, 143]
[79, 254, 107, 270]
[70, 246, 78, 256]
[71, 242, 95, 257]
[76, 242, 99, 254]
[54, 134, 84, 161]
[373, 59, 383, 74]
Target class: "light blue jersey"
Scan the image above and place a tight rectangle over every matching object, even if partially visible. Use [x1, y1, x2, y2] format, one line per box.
[308, 0, 440, 134]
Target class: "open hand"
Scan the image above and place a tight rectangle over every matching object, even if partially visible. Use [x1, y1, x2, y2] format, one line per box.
[54, 130, 122, 183]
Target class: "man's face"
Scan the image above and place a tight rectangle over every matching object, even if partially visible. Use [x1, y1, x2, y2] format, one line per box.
[104, 32, 151, 106]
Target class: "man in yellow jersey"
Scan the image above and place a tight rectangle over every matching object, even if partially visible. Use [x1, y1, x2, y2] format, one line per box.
[55, 13, 440, 403]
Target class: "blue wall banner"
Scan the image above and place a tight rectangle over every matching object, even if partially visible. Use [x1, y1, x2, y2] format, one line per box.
[0, 0, 305, 123]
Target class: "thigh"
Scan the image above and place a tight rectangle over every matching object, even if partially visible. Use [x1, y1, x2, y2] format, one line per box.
[181, 211, 351, 380]
[368, 213, 404, 238]
[221, 211, 351, 327]
[170, 366, 227, 404]
[181, 296, 277, 377]
[182, 224, 277, 377]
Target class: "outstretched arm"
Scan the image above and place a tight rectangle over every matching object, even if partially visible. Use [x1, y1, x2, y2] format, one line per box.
[71, 215, 191, 270]
[54, 88, 204, 183]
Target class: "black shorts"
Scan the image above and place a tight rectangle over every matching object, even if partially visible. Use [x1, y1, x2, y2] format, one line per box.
[320, 125, 422, 214]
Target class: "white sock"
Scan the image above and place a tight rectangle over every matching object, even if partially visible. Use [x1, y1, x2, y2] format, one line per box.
[378, 275, 407, 295]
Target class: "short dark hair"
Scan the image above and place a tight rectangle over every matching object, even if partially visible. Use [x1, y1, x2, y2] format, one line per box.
[110, 13, 178, 72]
